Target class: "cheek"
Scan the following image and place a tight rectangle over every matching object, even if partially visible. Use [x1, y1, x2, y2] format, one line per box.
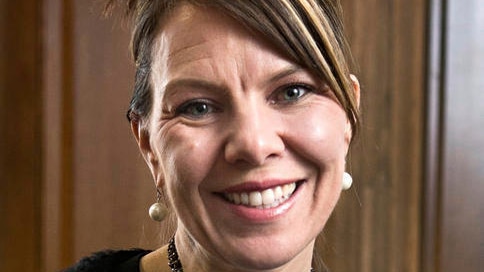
[158, 125, 220, 193]
[284, 106, 348, 166]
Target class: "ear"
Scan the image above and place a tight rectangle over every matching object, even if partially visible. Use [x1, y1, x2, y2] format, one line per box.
[344, 74, 361, 145]
[131, 120, 163, 188]
[350, 74, 361, 108]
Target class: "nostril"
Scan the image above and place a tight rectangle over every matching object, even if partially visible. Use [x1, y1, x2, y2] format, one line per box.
[224, 129, 285, 165]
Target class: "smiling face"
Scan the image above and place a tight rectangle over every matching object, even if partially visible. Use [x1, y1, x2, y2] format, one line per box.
[138, 3, 353, 271]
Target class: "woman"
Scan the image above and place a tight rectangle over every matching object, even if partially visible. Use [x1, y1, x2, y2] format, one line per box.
[67, 0, 360, 271]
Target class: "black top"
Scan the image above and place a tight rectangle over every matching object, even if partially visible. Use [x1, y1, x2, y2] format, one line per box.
[62, 248, 330, 272]
[62, 249, 152, 272]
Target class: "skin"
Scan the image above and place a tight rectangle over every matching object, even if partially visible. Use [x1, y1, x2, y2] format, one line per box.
[134, 3, 360, 272]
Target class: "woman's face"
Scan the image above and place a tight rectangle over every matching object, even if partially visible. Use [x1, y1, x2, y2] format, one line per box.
[141, 3, 353, 270]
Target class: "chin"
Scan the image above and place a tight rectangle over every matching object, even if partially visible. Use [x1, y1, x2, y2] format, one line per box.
[213, 234, 313, 271]
[228, 250, 296, 270]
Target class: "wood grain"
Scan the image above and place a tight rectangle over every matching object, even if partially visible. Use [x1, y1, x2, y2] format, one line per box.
[0, 0, 43, 271]
[322, 0, 427, 271]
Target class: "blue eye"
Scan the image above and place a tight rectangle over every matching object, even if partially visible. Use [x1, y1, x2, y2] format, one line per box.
[177, 100, 215, 118]
[274, 84, 310, 103]
[284, 86, 305, 100]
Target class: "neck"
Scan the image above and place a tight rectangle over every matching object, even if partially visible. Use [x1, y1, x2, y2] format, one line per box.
[174, 228, 315, 272]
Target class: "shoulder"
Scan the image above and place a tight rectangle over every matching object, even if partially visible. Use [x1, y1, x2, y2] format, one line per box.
[62, 248, 152, 272]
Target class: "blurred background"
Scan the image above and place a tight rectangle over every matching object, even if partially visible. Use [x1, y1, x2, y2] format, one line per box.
[1, 0, 482, 271]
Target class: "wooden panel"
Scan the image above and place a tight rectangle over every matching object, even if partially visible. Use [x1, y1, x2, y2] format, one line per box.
[0, 0, 43, 271]
[440, 1, 484, 271]
[70, 0, 163, 261]
[0, 0, 4, 96]
[42, 0, 74, 270]
[42, 1, 164, 270]
[322, 0, 427, 271]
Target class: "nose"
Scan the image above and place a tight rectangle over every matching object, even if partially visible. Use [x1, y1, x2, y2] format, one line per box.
[224, 106, 285, 166]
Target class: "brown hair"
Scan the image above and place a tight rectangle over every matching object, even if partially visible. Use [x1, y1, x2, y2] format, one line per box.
[105, 0, 359, 140]
[105, 0, 358, 270]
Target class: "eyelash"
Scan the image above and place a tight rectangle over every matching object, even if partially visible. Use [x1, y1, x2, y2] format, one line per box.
[175, 98, 217, 119]
[172, 82, 315, 119]
[270, 83, 314, 104]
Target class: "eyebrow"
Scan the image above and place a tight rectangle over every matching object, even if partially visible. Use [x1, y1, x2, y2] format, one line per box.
[266, 65, 304, 84]
[163, 64, 306, 98]
[164, 78, 228, 99]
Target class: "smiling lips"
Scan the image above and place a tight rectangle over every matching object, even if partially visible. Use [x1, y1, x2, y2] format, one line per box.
[223, 182, 297, 209]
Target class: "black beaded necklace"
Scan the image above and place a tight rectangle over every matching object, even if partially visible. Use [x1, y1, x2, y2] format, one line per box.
[167, 237, 316, 272]
[167, 237, 183, 272]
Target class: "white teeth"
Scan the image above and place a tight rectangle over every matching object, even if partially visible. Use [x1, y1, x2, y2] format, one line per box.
[233, 193, 241, 205]
[224, 183, 297, 209]
[274, 186, 283, 200]
[249, 191, 262, 206]
[282, 183, 296, 196]
[241, 192, 249, 205]
[261, 188, 275, 205]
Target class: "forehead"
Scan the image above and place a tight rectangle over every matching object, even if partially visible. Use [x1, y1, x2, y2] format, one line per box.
[161, 3, 255, 47]
[151, 3, 295, 83]
[161, 4, 293, 60]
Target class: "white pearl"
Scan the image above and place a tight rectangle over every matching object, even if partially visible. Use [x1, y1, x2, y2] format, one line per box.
[342, 172, 353, 190]
[149, 202, 168, 222]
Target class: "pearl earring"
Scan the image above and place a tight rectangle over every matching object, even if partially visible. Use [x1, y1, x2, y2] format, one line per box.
[342, 172, 353, 190]
[149, 189, 168, 222]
